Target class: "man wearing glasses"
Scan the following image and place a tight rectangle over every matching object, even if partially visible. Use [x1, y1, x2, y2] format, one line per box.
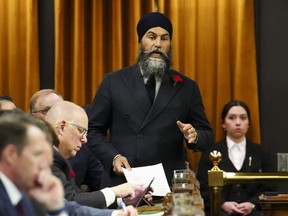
[44, 101, 150, 209]
[30, 89, 103, 192]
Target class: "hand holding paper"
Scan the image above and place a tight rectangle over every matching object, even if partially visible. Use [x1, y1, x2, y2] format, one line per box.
[122, 163, 171, 197]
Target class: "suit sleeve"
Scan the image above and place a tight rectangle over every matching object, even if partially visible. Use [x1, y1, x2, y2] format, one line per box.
[84, 150, 104, 191]
[87, 74, 120, 171]
[185, 81, 213, 151]
[65, 200, 114, 216]
[52, 157, 107, 209]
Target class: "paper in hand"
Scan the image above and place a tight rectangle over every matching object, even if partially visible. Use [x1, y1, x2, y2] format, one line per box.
[122, 163, 171, 196]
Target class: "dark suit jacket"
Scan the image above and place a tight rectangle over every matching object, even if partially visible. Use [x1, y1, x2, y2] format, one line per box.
[68, 144, 103, 191]
[51, 148, 107, 208]
[0, 179, 39, 216]
[196, 139, 274, 215]
[87, 64, 213, 187]
[64, 200, 114, 216]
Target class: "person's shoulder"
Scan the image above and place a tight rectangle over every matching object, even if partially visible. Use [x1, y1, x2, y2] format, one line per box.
[107, 64, 138, 77]
[170, 69, 198, 85]
[247, 141, 261, 148]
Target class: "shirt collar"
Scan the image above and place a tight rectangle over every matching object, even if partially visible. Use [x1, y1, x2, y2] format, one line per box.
[0, 171, 22, 205]
[226, 136, 246, 151]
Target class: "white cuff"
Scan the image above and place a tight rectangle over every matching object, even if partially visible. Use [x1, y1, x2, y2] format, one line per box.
[101, 187, 116, 207]
[111, 210, 120, 216]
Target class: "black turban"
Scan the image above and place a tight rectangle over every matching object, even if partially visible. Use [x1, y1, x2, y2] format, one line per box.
[136, 12, 173, 43]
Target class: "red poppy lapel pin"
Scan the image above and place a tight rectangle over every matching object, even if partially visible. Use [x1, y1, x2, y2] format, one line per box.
[172, 74, 183, 86]
[70, 169, 76, 177]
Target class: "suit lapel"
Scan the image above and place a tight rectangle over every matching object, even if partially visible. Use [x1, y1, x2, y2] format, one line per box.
[0, 180, 16, 215]
[243, 142, 253, 171]
[140, 71, 180, 129]
[121, 67, 181, 128]
[0, 180, 35, 216]
[217, 141, 236, 171]
[121, 65, 151, 115]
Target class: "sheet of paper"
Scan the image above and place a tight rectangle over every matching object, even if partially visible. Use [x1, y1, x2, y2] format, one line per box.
[122, 163, 171, 196]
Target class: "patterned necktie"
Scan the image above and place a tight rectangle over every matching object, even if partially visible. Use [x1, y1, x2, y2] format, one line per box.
[145, 75, 156, 104]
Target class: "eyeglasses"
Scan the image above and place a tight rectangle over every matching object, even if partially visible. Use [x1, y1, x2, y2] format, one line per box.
[55, 120, 88, 137]
[32, 107, 51, 115]
[66, 121, 88, 137]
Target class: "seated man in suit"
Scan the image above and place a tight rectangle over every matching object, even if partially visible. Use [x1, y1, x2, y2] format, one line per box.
[44, 100, 150, 209]
[0, 110, 138, 216]
[30, 89, 103, 192]
[0, 110, 67, 216]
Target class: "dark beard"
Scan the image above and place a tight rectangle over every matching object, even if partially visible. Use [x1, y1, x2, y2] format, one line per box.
[137, 47, 172, 79]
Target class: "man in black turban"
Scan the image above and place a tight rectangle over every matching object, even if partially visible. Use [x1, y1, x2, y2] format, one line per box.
[87, 12, 213, 192]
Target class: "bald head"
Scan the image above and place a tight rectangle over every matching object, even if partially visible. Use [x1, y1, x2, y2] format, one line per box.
[44, 101, 88, 158]
[45, 101, 87, 126]
[30, 89, 63, 119]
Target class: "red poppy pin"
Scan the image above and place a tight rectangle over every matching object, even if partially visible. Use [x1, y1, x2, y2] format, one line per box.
[172, 74, 183, 86]
[70, 170, 76, 177]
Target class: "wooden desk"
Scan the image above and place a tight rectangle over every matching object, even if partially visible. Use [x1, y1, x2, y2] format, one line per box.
[259, 194, 288, 216]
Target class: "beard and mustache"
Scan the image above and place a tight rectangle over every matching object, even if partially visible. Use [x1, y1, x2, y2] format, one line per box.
[137, 46, 172, 79]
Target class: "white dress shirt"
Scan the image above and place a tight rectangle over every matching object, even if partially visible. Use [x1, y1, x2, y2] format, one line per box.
[0, 171, 22, 206]
[227, 137, 246, 170]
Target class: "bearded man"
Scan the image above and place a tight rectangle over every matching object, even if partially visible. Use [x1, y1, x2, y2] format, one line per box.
[87, 12, 213, 188]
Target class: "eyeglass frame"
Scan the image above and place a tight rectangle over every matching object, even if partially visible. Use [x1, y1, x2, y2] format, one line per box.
[55, 120, 88, 137]
[31, 107, 51, 115]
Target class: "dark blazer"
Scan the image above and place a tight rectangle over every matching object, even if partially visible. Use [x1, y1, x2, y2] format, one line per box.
[68, 144, 103, 191]
[0, 179, 38, 216]
[64, 200, 114, 216]
[196, 139, 274, 215]
[87, 64, 213, 187]
[51, 148, 107, 208]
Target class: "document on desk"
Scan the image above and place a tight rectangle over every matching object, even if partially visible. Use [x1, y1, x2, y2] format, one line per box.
[122, 163, 171, 196]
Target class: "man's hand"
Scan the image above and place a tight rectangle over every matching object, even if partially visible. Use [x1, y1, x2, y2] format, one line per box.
[123, 184, 153, 206]
[28, 169, 65, 211]
[113, 155, 131, 175]
[111, 183, 137, 199]
[176, 121, 198, 143]
[116, 205, 138, 216]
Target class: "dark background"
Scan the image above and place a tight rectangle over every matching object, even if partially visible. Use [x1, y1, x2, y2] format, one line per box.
[255, 0, 288, 191]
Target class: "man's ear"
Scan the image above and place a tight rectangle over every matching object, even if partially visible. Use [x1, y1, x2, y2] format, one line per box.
[2, 144, 19, 165]
[56, 120, 66, 136]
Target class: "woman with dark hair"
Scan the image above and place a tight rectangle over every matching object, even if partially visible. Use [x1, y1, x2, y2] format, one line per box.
[197, 100, 274, 216]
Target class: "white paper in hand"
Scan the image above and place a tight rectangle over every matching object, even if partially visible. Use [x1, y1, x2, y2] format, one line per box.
[122, 163, 171, 196]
